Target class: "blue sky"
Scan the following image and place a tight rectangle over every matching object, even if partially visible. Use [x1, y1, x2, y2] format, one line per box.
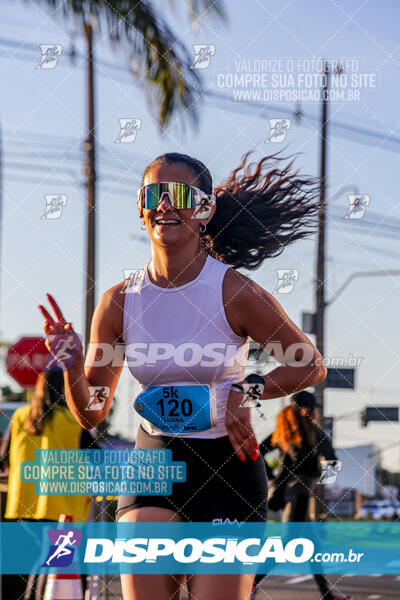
[0, 0, 399, 471]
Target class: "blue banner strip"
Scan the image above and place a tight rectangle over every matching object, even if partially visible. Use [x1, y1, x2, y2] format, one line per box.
[0, 522, 399, 574]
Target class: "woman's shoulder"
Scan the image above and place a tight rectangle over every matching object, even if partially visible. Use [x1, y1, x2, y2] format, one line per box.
[11, 404, 31, 422]
[101, 281, 126, 311]
[222, 265, 274, 304]
[222, 266, 274, 337]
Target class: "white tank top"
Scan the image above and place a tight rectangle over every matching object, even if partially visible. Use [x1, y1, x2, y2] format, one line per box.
[123, 255, 249, 438]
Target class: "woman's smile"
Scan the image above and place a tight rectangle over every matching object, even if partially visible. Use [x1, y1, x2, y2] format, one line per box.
[152, 213, 183, 231]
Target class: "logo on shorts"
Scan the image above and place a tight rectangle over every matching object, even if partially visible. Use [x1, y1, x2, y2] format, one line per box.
[212, 518, 244, 527]
[42, 528, 82, 567]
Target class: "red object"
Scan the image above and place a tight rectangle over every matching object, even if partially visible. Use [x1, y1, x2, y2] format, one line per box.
[59, 514, 73, 523]
[43, 513, 83, 600]
[6, 336, 50, 388]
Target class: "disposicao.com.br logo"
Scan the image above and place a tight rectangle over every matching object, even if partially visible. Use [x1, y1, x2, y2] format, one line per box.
[2, 522, 397, 575]
[41, 528, 82, 567]
[84, 536, 315, 564]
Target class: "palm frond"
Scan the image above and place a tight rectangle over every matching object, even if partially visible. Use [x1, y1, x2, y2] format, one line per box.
[184, 0, 226, 23]
[30, 0, 225, 131]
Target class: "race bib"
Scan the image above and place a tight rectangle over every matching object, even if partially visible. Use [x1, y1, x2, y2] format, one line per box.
[133, 385, 216, 434]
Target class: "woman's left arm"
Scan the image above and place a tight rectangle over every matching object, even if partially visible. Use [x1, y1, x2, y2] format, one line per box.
[225, 269, 327, 398]
[223, 270, 326, 460]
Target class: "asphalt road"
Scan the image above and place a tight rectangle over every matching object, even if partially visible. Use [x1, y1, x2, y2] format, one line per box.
[253, 574, 400, 600]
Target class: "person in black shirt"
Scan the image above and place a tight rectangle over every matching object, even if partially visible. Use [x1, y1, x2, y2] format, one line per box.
[251, 391, 351, 600]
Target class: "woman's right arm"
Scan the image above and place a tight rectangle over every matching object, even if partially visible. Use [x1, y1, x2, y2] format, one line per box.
[39, 285, 125, 430]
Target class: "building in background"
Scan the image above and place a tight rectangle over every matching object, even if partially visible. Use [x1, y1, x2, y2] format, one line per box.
[334, 444, 377, 497]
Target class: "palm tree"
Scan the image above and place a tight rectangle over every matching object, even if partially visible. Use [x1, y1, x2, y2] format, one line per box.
[29, 0, 226, 345]
[33, 0, 226, 130]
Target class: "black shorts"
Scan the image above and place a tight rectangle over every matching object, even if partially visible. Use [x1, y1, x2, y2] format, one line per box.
[116, 425, 268, 523]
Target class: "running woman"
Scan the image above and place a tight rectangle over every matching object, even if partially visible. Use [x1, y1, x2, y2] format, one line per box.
[39, 152, 327, 600]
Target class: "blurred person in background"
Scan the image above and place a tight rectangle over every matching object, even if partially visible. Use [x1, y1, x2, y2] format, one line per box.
[0, 368, 98, 599]
[251, 391, 351, 600]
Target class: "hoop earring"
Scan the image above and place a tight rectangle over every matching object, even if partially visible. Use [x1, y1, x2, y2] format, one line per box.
[200, 223, 207, 234]
[140, 221, 146, 231]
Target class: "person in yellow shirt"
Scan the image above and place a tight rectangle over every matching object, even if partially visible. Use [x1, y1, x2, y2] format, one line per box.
[0, 368, 95, 521]
[0, 368, 98, 599]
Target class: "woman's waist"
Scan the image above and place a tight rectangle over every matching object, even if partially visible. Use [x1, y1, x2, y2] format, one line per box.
[137, 423, 230, 446]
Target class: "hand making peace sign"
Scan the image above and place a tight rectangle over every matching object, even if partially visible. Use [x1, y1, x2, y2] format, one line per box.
[38, 293, 83, 369]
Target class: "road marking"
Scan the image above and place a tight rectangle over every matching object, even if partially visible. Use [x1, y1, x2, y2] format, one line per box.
[368, 595, 381, 599]
[369, 574, 382, 577]
[286, 575, 313, 584]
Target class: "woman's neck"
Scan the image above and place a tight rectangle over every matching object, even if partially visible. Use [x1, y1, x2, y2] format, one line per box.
[147, 245, 208, 288]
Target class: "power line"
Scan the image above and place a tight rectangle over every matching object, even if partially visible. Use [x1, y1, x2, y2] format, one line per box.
[4, 129, 151, 171]
[330, 207, 400, 228]
[3, 155, 400, 238]
[5, 132, 400, 228]
[4, 147, 146, 174]
[203, 89, 400, 153]
[0, 37, 399, 153]
[330, 218, 400, 238]
[3, 174, 81, 187]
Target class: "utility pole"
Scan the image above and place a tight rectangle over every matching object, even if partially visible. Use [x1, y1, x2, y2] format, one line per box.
[313, 62, 329, 522]
[314, 61, 329, 410]
[315, 63, 345, 411]
[0, 118, 2, 336]
[84, 23, 96, 349]
[314, 63, 345, 520]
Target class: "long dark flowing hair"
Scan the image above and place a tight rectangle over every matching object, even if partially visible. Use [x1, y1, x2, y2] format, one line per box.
[141, 151, 320, 270]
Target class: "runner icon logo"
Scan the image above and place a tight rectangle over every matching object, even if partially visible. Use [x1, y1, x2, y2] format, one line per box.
[41, 528, 82, 567]
[43, 332, 83, 371]
[345, 194, 370, 219]
[121, 269, 146, 294]
[190, 44, 216, 69]
[115, 118, 142, 143]
[273, 269, 299, 294]
[191, 194, 216, 220]
[266, 118, 291, 143]
[319, 460, 342, 485]
[37, 45, 63, 69]
[239, 382, 264, 408]
[41, 194, 67, 219]
[86, 386, 110, 411]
